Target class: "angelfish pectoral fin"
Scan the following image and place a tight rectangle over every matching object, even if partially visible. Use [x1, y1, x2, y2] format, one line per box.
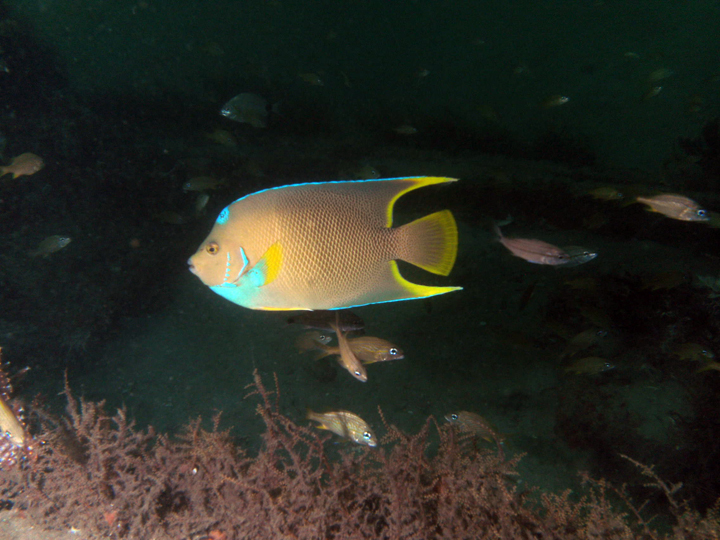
[245, 241, 283, 287]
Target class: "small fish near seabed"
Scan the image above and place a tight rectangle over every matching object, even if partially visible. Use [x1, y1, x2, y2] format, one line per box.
[188, 176, 461, 311]
[635, 194, 709, 222]
[445, 411, 505, 456]
[493, 224, 570, 266]
[307, 409, 377, 447]
[30, 235, 71, 257]
[0, 152, 44, 179]
[220, 93, 272, 128]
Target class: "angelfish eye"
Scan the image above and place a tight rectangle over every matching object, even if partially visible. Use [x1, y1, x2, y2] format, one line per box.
[206, 242, 219, 255]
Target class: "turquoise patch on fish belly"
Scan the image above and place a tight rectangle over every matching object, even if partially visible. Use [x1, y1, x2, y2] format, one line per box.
[210, 282, 260, 307]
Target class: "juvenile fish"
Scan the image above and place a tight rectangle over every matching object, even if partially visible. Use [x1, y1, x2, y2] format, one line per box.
[445, 411, 505, 446]
[295, 331, 333, 351]
[565, 357, 615, 375]
[558, 246, 597, 267]
[307, 409, 377, 446]
[635, 194, 709, 222]
[297, 333, 404, 364]
[221, 93, 270, 128]
[672, 343, 714, 362]
[560, 328, 608, 359]
[0, 153, 44, 179]
[30, 235, 71, 257]
[494, 224, 570, 266]
[183, 176, 227, 192]
[330, 317, 367, 382]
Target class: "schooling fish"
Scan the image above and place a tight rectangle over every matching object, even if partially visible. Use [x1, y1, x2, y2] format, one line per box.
[635, 194, 709, 222]
[297, 332, 404, 364]
[0, 153, 44, 179]
[307, 409, 377, 447]
[493, 224, 570, 266]
[188, 176, 461, 311]
[30, 235, 71, 257]
[330, 316, 367, 382]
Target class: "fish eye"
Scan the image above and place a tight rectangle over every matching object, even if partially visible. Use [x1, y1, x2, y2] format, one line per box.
[206, 242, 219, 255]
[389, 348, 398, 355]
[451, 413, 458, 420]
[363, 432, 372, 440]
[698, 209, 707, 218]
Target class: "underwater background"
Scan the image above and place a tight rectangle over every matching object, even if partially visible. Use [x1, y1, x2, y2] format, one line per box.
[1, 0, 719, 537]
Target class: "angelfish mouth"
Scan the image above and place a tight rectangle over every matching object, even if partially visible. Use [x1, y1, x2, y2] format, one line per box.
[187, 258, 198, 276]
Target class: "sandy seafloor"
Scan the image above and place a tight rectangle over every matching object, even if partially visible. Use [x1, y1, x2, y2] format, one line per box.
[3, 155, 715, 539]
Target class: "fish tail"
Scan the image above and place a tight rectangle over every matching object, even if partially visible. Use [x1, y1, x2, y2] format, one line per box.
[396, 210, 458, 276]
[492, 222, 503, 241]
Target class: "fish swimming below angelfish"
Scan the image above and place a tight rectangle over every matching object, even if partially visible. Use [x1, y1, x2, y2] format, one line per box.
[188, 176, 461, 311]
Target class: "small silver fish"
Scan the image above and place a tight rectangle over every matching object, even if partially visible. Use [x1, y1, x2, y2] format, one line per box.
[30, 235, 71, 257]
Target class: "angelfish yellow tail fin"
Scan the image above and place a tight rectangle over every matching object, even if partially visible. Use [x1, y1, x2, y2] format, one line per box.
[396, 209, 458, 276]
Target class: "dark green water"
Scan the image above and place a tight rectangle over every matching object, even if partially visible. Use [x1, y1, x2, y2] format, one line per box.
[1, 0, 719, 528]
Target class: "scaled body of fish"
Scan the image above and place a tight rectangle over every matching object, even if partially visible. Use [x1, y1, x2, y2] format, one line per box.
[494, 224, 570, 266]
[0, 153, 44, 179]
[635, 194, 709, 222]
[307, 409, 377, 446]
[30, 235, 71, 257]
[188, 176, 461, 311]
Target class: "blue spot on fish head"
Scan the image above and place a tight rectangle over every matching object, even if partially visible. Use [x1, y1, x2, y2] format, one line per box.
[216, 207, 230, 224]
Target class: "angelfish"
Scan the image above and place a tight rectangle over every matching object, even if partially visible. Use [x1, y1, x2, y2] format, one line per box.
[188, 176, 461, 311]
